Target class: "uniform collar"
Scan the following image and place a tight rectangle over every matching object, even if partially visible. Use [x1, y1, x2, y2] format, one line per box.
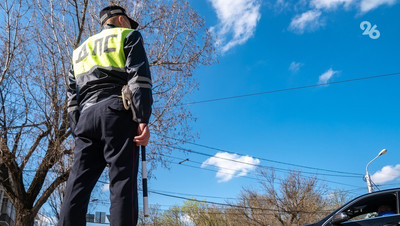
[103, 24, 118, 29]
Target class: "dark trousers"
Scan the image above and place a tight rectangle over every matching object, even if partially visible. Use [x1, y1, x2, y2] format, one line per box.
[59, 97, 139, 226]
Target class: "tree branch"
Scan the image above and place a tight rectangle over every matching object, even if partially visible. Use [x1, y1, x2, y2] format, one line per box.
[32, 170, 70, 215]
[73, 0, 88, 49]
[20, 128, 50, 170]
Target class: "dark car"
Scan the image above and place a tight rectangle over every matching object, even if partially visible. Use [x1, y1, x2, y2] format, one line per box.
[306, 188, 400, 226]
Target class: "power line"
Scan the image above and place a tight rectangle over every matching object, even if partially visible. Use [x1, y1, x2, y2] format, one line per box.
[161, 157, 361, 197]
[23, 152, 360, 189]
[149, 188, 237, 201]
[162, 144, 361, 179]
[92, 186, 238, 202]
[98, 177, 240, 201]
[97, 157, 343, 198]
[160, 153, 261, 178]
[165, 159, 261, 182]
[158, 150, 359, 188]
[94, 180, 359, 211]
[179, 72, 400, 106]
[161, 154, 361, 192]
[189, 162, 358, 189]
[171, 160, 360, 195]
[150, 190, 335, 214]
[156, 134, 363, 177]
[96, 163, 360, 209]
[141, 207, 277, 216]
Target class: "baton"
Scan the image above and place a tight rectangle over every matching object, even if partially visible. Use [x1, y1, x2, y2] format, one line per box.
[141, 145, 149, 217]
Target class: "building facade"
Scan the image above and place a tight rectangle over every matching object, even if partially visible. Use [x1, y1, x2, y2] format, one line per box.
[0, 185, 15, 226]
[86, 211, 110, 225]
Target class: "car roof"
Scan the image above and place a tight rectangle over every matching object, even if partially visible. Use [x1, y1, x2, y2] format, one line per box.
[353, 187, 400, 200]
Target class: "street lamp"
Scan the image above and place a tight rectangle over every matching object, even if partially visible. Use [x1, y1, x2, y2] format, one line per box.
[365, 149, 387, 193]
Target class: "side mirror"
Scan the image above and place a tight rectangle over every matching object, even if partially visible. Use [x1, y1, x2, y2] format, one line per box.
[331, 212, 350, 225]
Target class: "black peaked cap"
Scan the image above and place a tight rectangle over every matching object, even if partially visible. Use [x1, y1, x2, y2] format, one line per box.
[100, 5, 138, 29]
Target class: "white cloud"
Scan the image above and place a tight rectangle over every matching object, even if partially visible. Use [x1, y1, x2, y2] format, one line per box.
[318, 68, 339, 84]
[208, 0, 261, 52]
[285, 0, 396, 34]
[289, 61, 304, 72]
[311, 0, 354, 10]
[101, 183, 109, 192]
[289, 10, 323, 34]
[201, 152, 260, 182]
[273, 0, 291, 12]
[360, 0, 396, 13]
[371, 164, 400, 184]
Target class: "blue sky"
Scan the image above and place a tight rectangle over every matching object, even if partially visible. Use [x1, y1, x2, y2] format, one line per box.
[94, 0, 400, 216]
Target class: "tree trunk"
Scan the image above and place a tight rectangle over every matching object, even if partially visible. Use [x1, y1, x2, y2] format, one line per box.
[14, 208, 36, 226]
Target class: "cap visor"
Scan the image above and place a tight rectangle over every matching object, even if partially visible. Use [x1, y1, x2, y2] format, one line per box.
[128, 17, 138, 29]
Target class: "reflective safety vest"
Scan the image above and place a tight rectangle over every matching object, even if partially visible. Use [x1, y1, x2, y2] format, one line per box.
[72, 27, 133, 77]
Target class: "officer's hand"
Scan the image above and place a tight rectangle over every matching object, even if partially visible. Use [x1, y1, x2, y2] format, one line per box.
[134, 123, 150, 146]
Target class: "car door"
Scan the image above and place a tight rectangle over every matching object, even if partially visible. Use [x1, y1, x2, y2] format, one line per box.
[341, 214, 400, 226]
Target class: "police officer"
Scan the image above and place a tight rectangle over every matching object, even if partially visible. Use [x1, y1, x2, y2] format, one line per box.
[59, 5, 152, 226]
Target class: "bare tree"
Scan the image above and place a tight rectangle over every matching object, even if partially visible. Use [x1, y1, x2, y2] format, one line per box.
[0, 0, 215, 225]
[234, 170, 329, 225]
[137, 204, 164, 226]
[0, 0, 89, 224]
[134, 173, 348, 226]
[325, 189, 350, 210]
[232, 189, 277, 225]
[138, 200, 230, 226]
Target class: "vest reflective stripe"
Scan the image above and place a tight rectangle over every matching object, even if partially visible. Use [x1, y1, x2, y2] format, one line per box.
[129, 83, 152, 89]
[129, 75, 152, 84]
[72, 28, 133, 77]
[68, 106, 79, 113]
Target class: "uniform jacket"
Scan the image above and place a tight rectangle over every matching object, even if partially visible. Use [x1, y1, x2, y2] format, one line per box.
[67, 24, 153, 133]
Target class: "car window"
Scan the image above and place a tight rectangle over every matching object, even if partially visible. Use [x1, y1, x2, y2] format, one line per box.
[341, 193, 397, 223]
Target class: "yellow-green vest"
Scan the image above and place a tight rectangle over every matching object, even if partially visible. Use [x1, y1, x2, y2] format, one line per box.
[72, 28, 133, 77]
